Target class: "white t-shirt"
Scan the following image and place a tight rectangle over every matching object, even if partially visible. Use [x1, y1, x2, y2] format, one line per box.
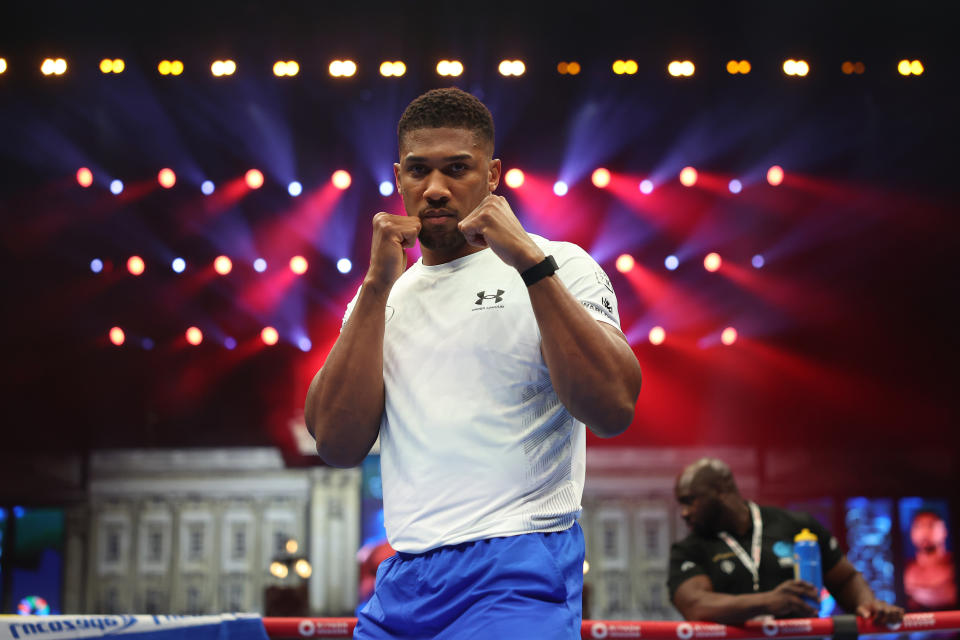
[341, 234, 621, 553]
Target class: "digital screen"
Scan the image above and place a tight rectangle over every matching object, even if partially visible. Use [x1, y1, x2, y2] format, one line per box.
[845, 498, 896, 606]
[358, 455, 393, 612]
[898, 497, 957, 611]
[8, 507, 64, 615]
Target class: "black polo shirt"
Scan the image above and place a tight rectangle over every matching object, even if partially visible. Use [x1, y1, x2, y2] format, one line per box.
[668, 505, 844, 600]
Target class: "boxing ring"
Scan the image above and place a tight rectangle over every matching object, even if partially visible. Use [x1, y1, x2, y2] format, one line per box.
[263, 611, 960, 639]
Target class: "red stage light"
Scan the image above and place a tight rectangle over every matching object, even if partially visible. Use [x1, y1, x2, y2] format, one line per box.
[127, 256, 145, 276]
[214, 255, 233, 275]
[767, 165, 784, 186]
[158, 168, 176, 189]
[289, 255, 308, 275]
[186, 326, 203, 346]
[109, 327, 125, 346]
[245, 169, 264, 189]
[504, 168, 525, 189]
[704, 252, 722, 272]
[591, 168, 611, 188]
[76, 167, 93, 188]
[721, 327, 738, 346]
[332, 170, 352, 190]
[615, 254, 635, 273]
[261, 326, 279, 345]
[649, 326, 666, 345]
[679, 166, 698, 187]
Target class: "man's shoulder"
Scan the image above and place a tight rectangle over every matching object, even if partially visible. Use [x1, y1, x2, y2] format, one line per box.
[759, 504, 826, 534]
[671, 530, 717, 556]
[529, 233, 589, 258]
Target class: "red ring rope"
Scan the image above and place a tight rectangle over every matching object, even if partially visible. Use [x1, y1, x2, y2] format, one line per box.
[262, 610, 960, 639]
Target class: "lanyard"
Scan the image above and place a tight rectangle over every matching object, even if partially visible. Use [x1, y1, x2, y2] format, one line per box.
[718, 501, 762, 592]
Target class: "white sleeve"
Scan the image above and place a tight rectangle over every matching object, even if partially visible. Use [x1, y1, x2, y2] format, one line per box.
[340, 286, 362, 332]
[552, 243, 622, 331]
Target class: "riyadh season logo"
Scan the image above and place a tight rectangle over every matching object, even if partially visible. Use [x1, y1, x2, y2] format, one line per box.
[763, 620, 779, 637]
[677, 623, 694, 640]
[591, 622, 609, 639]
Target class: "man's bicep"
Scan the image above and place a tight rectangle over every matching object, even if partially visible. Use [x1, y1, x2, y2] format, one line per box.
[672, 574, 715, 618]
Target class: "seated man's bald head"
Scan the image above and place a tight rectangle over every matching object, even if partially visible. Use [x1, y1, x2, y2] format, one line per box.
[676, 457, 739, 496]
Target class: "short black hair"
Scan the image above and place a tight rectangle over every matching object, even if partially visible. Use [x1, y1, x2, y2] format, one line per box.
[397, 88, 494, 152]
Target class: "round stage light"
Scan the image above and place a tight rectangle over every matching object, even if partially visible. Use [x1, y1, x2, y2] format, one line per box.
[664, 255, 679, 271]
[728, 179, 742, 194]
[290, 255, 308, 275]
[201, 180, 215, 195]
[261, 326, 279, 346]
[186, 326, 203, 346]
[127, 256, 145, 276]
[379, 180, 394, 196]
[245, 169, 264, 189]
[141, 338, 154, 350]
[337, 258, 352, 274]
[295, 559, 313, 579]
[639, 179, 654, 194]
[0, 58, 7, 74]
[90, 259, 104, 273]
[76, 167, 93, 188]
[109, 327, 125, 346]
[679, 166, 698, 187]
[726, 60, 739, 75]
[270, 561, 288, 579]
[171, 257, 186, 273]
[783, 59, 797, 75]
[214, 255, 233, 275]
[591, 168, 611, 188]
[100, 58, 113, 74]
[158, 168, 176, 188]
[910, 60, 924, 75]
[704, 252, 722, 272]
[110, 179, 124, 195]
[721, 327, 738, 346]
[615, 254, 635, 273]
[752, 254, 765, 269]
[253, 258, 267, 273]
[224, 336, 237, 350]
[649, 326, 666, 346]
[331, 170, 351, 190]
[297, 337, 312, 352]
[553, 181, 568, 196]
[767, 165, 784, 186]
[898, 59, 912, 76]
[504, 168, 525, 188]
[287, 181, 302, 197]
[170, 60, 184, 75]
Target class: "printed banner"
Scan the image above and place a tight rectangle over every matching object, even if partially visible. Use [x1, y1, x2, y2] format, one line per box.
[0, 614, 268, 640]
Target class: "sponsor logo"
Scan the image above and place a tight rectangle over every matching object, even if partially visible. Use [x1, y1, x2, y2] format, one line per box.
[711, 552, 735, 563]
[677, 623, 728, 639]
[762, 620, 779, 637]
[681, 561, 697, 572]
[591, 622, 609, 639]
[772, 541, 792, 558]
[581, 300, 616, 321]
[596, 269, 614, 292]
[7, 616, 137, 639]
[903, 613, 936, 629]
[720, 559, 735, 574]
[778, 556, 794, 568]
[296, 619, 352, 637]
[473, 289, 505, 311]
[602, 297, 614, 313]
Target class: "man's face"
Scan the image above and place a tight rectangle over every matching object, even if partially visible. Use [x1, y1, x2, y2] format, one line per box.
[394, 127, 500, 255]
[911, 513, 947, 552]
[676, 479, 724, 536]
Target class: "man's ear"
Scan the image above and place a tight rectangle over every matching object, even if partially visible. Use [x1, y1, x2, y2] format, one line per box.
[488, 158, 501, 192]
[394, 162, 401, 195]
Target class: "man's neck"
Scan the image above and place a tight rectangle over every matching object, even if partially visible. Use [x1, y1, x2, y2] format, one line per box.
[727, 499, 753, 537]
[421, 243, 486, 266]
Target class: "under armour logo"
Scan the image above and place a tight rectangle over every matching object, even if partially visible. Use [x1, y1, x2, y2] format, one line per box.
[476, 289, 504, 305]
[602, 297, 613, 313]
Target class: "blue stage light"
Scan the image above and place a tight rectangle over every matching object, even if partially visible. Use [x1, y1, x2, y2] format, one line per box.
[110, 179, 124, 195]
[224, 336, 237, 350]
[298, 337, 312, 352]
[752, 254, 765, 268]
[337, 258, 352, 274]
[665, 255, 679, 271]
[553, 181, 568, 196]
[201, 180, 215, 195]
[379, 181, 394, 196]
[90, 259, 104, 273]
[288, 181, 302, 197]
[141, 337, 154, 350]
[639, 179, 654, 194]
[171, 257, 186, 273]
[253, 258, 267, 273]
[729, 179, 742, 194]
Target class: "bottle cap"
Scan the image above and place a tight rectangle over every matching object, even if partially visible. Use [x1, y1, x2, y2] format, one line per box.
[794, 528, 818, 542]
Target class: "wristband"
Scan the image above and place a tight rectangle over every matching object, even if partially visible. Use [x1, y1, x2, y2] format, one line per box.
[520, 255, 558, 287]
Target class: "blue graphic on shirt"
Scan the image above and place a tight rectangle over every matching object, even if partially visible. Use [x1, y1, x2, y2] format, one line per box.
[773, 541, 793, 558]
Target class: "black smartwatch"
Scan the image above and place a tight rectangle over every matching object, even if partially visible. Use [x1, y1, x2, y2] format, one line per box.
[520, 255, 558, 287]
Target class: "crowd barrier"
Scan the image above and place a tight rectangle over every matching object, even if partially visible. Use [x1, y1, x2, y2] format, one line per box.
[262, 610, 960, 639]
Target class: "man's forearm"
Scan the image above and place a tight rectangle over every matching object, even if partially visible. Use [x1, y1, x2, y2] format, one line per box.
[305, 281, 389, 467]
[527, 274, 641, 437]
[678, 591, 772, 625]
[831, 571, 876, 614]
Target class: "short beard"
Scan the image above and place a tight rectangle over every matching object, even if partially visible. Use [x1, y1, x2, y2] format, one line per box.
[418, 225, 466, 253]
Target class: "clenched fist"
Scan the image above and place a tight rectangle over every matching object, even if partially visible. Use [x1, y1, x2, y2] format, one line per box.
[366, 212, 421, 291]
[458, 194, 544, 272]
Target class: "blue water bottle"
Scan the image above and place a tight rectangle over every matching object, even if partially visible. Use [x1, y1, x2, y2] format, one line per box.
[793, 528, 823, 614]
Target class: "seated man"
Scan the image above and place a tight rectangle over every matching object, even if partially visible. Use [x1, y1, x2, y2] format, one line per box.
[668, 458, 903, 625]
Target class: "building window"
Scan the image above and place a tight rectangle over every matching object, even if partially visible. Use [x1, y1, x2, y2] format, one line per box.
[105, 526, 121, 563]
[147, 527, 163, 563]
[188, 523, 205, 562]
[228, 583, 245, 611]
[231, 525, 247, 562]
[186, 586, 202, 614]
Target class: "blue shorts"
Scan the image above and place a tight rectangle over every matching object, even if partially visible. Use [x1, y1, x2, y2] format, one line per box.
[355, 523, 584, 639]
